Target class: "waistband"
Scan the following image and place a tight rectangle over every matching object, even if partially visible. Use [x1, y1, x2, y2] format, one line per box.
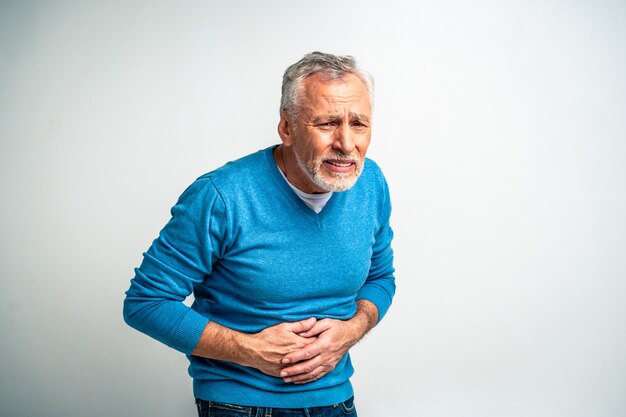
[195, 396, 356, 416]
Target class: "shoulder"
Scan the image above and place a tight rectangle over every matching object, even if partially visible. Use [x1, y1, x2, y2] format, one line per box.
[199, 147, 273, 192]
[172, 147, 278, 218]
[168, 149, 274, 235]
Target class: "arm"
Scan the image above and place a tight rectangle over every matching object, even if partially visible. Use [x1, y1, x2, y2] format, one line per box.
[124, 177, 225, 354]
[123, 178, 324, 375]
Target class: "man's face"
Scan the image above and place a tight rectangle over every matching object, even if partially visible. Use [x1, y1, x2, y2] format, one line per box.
[280, 73, 372, 193]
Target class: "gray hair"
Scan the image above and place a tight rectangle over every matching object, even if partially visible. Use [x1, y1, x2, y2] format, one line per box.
[280, 51, 375, 120]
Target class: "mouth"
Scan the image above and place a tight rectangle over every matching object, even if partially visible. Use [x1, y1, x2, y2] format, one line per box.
[323, 159, 356, 173]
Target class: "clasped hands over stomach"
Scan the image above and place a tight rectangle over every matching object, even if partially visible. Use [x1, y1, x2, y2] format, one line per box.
[252, 316, 356, 385]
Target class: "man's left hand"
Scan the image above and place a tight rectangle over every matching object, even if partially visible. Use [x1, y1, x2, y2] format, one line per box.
[279, 300, 378, 384]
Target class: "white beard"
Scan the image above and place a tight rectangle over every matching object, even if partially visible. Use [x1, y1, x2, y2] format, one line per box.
[293, 150, 363, 192]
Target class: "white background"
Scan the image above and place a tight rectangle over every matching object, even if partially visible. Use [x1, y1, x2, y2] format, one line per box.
[1, 1, 625, 416]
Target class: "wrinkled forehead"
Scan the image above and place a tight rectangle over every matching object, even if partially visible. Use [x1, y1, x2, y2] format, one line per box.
[300, 73, 372, 110]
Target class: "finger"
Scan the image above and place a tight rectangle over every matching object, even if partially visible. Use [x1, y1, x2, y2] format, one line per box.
[293, 370, 327, 385]
[297, 320, 332, 338]
[280, 352, 323, 376]
[284, 317, 317, 334]
[281, 340, 321, 365]
[284, 366, 328, 384]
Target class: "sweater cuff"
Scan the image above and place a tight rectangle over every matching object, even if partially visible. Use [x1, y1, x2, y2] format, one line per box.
[170, 309, 211, 355]
[356, 285, 393, 323]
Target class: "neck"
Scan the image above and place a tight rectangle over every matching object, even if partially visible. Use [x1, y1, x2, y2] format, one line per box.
[274, 145, 288, 180]
[274, 145, 326, 194]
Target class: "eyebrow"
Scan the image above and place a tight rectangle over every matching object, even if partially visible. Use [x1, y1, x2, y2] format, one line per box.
[311, 113, 370, 123]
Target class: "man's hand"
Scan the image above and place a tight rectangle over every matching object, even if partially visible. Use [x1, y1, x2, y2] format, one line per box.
[279, 300, 379, 384]
[245, 318, 318, 377]
[192, 317, 318, 378]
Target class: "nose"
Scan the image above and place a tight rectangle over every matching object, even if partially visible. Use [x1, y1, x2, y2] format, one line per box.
[333, 124, 355, 154]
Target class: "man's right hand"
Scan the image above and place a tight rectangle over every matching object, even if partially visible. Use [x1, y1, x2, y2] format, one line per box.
[244, 317, 318, 377]
[192, 317, 318, 378]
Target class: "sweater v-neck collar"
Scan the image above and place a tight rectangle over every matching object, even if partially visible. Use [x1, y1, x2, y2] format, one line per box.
[265, 146, 341, 226]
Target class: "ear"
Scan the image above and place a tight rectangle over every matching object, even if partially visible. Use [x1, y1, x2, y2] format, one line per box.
[277, 111, 294, 146]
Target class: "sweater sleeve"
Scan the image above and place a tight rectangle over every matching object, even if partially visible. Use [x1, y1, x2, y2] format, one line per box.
[356, 173, 396, 323]
[123, 176, 228, 354]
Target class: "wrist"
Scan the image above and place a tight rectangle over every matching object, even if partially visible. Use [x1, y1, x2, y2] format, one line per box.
[350, 300, 378, 340]
[193, 322, 256, 367]
[232, 331, 259, 368]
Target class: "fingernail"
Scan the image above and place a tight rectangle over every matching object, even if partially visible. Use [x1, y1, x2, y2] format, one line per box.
[280, 371, 288, 377]
[281, 358, 290, 364]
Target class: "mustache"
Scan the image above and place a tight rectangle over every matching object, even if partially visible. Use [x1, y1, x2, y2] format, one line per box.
[323, 152, 359, 162]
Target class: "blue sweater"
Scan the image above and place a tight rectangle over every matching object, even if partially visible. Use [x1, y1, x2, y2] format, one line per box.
[124, 146, 396, 407]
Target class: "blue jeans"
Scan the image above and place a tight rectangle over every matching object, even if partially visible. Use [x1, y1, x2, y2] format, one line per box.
[195, 397, 357, 417]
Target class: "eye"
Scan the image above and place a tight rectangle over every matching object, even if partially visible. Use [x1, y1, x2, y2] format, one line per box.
[317, 122, 337, 130]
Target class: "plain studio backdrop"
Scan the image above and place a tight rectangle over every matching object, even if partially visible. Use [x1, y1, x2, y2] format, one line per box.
[1, 1, 625, 416]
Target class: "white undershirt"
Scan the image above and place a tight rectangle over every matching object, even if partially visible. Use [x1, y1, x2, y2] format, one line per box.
[276, 165, 332, 214]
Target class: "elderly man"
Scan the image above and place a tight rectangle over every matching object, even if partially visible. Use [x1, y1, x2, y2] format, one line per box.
[124, 51, 396, 417]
